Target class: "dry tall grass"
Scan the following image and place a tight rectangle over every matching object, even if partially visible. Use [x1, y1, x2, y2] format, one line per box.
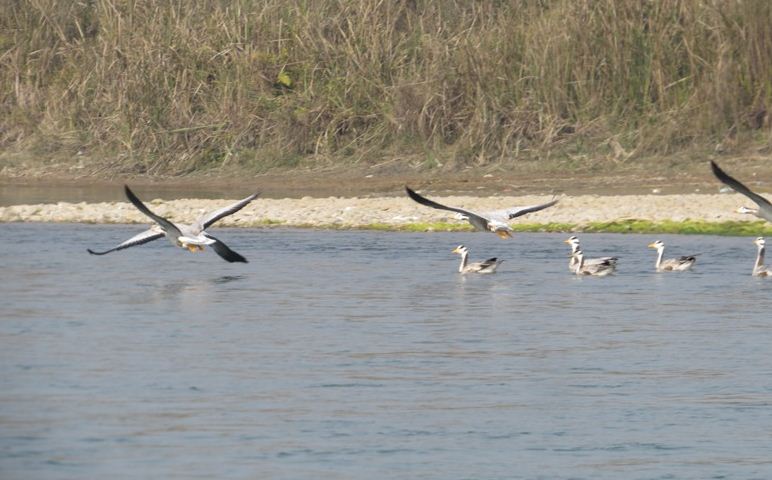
[2, 0, 771, 174]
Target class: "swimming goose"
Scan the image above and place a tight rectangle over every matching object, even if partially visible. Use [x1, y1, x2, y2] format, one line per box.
[752, 237, 771, 277]
[571, 249, 616, 276]
[710, 161, 772, 222]
[88, 185, 258, 263]
[452, 245, 503, 273]
[405, 186, 558, 239]
[647, 240, 697, 272]
[564, 235, 618, 272]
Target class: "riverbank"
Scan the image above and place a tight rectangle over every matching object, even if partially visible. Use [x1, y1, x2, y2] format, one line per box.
[2, 192, 770, 236]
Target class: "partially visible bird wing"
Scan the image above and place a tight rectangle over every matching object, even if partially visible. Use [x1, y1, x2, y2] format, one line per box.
[711, 161, 772, 221]
[507, 198, 559, 219]
[124, 185, 183, 238]
[586, 256, 618, 266]
[661, 256, 696, 269]
[405, 186, 491, 231]
[197, 193, 259, 230]
[204, 234, 248, 263]
[479, 257, 500, 269]
[87, 227, 164, 255]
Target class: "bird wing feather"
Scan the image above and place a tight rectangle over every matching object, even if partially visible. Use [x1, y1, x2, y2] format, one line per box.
[711, 161, 772, 221]
[479, 257, 499, 268]
[197, 193, 259, 230]
[405, 186, 491, 231]
[124, 186, 182, 238]
[506, 198, 559, 219]
[203, 234, 248, 263]
[87, 228, 164, 255]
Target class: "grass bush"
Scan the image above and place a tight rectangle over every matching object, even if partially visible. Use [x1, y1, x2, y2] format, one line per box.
[2, 0, 771, 174]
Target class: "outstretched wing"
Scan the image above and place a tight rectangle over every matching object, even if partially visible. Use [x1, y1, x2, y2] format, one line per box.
[507, 198, 559, 219]
[87, 227, 165, 255]
[197, 193, 259, 230]
[124, 185, 183, 237]
[711, 161, 772, 221]
[405, 186, 491, 231]
[204, 234, 248, 263]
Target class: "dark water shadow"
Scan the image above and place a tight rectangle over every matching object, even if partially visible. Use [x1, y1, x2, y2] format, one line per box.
[210, 275, 246, 285]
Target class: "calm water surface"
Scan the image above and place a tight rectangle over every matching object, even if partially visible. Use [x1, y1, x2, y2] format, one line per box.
[1, 224, 771, 479]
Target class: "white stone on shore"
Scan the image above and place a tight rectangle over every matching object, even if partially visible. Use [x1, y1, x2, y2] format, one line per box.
[0, 192, 769, 227]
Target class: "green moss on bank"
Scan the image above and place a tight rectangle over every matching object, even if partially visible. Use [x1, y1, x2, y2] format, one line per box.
[350, 220, 772, 236]
[574, 219, 772, 236]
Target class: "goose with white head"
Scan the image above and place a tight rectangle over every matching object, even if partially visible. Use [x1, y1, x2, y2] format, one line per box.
[564, 235, 618, 273]
[647, 240, 698, 272]
[405, 186, 558, 239]
[88, 185, 258, 263]
[451, 245, 503, 274]
[571, 249, 616, 276]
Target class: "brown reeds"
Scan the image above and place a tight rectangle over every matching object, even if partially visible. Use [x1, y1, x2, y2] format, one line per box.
[1, 0, 771, 175]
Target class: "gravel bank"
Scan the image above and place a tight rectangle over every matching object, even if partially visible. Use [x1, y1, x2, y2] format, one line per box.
[0, 192, 766, 228]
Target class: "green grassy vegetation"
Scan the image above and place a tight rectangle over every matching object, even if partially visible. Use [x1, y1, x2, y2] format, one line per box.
[242, 219, 772, 236]
[2, 1, 772, 175]
[351, 220, 772, 236]
[570, 220, 772, 236]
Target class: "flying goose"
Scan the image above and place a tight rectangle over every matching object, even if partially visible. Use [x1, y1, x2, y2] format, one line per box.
[752, 237, 771, 277]
[452, 245, 503, 273]
[564, 235, 618, 272]
[405, 186, 558, 239]
[710, 161, 772, 222]
[88, 186, 258, 263]
[647, 240, 697, 272]
[571, 249, 616, 276]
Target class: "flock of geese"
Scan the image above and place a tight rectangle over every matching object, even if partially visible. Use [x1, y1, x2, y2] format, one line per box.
[88, 161, 771, 277]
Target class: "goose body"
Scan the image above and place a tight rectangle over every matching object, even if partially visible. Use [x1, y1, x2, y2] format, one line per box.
[406, 186, 557, 239]
[452, 245, 502, 274]
[564, 236, 618, 273]
[648, 240, 697, 272]
[571, 249, 616, 276]
[88, 186, 258, 263]
[752, 237, 771, 277]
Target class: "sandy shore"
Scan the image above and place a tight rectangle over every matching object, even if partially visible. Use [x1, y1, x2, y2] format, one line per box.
[0, 192, 766, 228]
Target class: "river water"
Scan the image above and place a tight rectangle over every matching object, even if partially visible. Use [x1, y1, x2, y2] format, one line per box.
[1, 224, 771, 479]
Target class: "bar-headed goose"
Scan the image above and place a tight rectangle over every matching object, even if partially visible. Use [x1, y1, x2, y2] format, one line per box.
[452, 245, 503, 274]
[405, 186, 557, 239]
[564, 235, 618, 272]
[88, 185, 258, 263]
[647, 240, 697, 272]
[571, 249, 616, 276]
